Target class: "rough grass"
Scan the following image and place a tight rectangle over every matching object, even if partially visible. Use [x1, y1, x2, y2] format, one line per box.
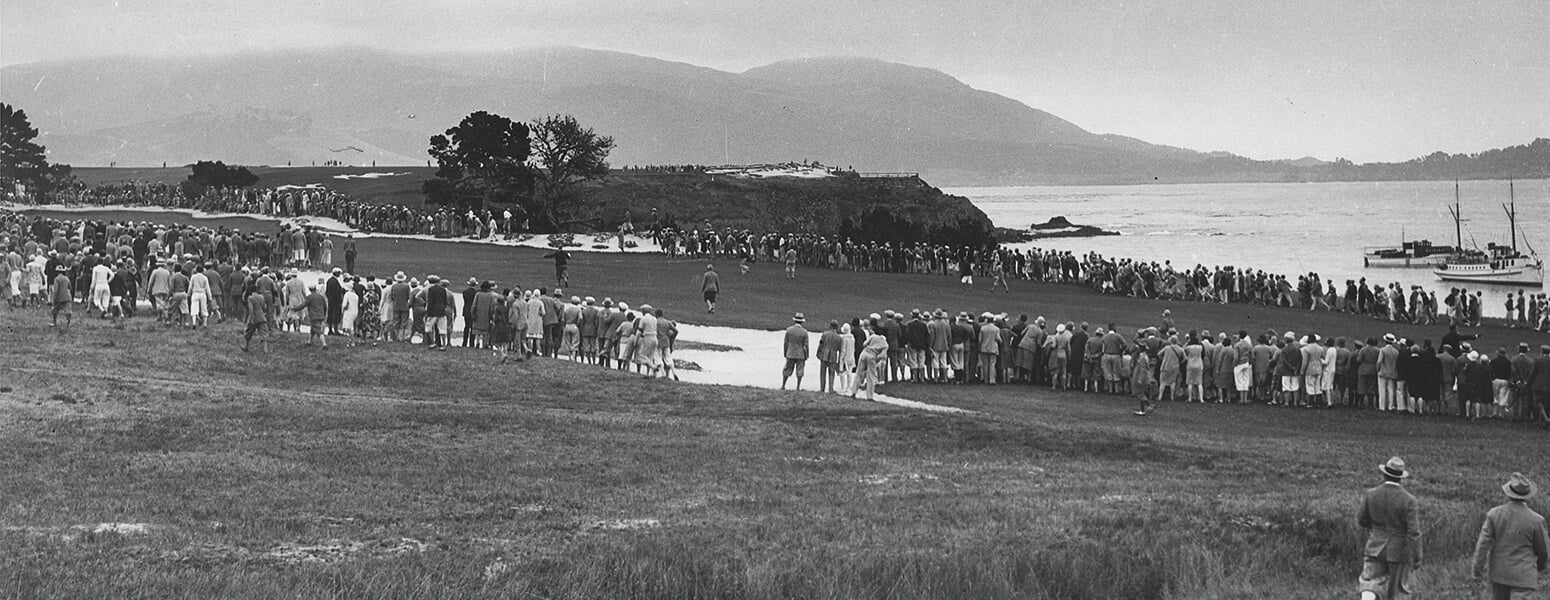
[0, 301, 1541, 599]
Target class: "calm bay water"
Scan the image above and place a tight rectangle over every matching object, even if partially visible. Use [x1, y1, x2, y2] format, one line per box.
[947, 179, 1550, 317]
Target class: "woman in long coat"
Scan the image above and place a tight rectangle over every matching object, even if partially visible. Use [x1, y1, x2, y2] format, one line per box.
[490, 291, 512, 356]
[340, 284, 360, 348]
[469, 282, 496, 349]
[1212, 335, 1237, 401]
[524, 290, 546, 356]
[508, 289, 529, 360]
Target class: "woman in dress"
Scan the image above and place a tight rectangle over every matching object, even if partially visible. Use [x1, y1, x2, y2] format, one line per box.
[508, 289, 529, 361]
[524, 290, 546, 357]
[1183, 332, 1205, 402]
[491, 290, 512, 361]
[376, 280, 393, 344]
[340, 280, 359, 348]
[838, 322, 857, 394]
[1158, 335, 1183, 402]
[358, 280, 382, 346]
[469, 281, 496, 349]
[615, 311, 638, 369]
[1321, 337, 1339, 407]
[853, 320, 890, 401]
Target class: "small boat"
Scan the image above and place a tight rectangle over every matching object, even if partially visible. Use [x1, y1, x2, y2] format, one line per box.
[1363, 239, 1457, 268]
[1434, 180, 1544, 287]
[1433, 245, 1543, 285]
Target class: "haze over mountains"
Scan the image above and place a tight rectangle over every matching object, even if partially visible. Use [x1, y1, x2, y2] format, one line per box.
[2, 47, 1543, 186]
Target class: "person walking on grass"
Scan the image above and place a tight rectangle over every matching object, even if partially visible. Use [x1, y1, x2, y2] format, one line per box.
[701, 264, 720, 314]
[543, 247, 571, 287]
[1358, 456, 1422, 600]
[784, 247, 797, 279]
[782, 313, 809, 390]
[1472, 473, 1550, 600]
[241, 286, 270, 353]
[48, 267, 73, 330]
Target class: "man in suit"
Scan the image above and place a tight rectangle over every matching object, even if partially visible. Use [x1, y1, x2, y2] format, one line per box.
[1530, 345, 1550, 426]
[816, 320, 844, 394]
[1358, 456, 1422, 600]
[781, 313, 810, 390]
[1472, 472, 1550, 599]
[325, 268, 345, 335]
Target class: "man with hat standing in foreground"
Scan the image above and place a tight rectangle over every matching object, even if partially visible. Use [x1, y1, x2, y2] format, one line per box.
[782, 313, 809, 390]
[1358, 456, 1422, 600]
[1472, 472, 1550, 599]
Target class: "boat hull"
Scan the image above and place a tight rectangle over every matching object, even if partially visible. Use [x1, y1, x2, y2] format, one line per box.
[1433, 266, 1545, 286]
[1365, 255, 1451, 268]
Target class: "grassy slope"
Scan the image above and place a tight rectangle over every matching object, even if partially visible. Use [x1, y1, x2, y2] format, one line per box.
[69, 167, 993, 237]
[1, 301, 1543, 599]
[73, 166, 438, 208]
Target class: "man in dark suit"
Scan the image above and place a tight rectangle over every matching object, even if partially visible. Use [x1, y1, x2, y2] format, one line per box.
[325, 268, 345, 335]
[1358, 456, 1422, 600]
[460, 278, 478, 348]
[1529, 345, 1550, 427]
[1472, 473, 1550, 599]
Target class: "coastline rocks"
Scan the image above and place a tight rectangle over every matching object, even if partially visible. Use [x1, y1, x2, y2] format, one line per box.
[1026, 216, 1120, 239]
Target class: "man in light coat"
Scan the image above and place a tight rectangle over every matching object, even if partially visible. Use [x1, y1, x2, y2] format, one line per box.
[781, 313, 810, 390]
[1358, 456, 1422, 600]
[1473, 472, 1550, 599]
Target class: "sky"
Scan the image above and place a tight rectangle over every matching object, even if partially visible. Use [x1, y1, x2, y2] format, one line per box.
[3, 0, 1546, 162]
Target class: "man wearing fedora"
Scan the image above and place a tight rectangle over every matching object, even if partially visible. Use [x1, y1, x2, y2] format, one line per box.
[781, 313, 809, 390]
[1358, 456, 1422, 600]
[1472, 473, 1550, 600]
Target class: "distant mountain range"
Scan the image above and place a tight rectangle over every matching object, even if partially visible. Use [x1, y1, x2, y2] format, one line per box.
[3, 47, 1545, 186]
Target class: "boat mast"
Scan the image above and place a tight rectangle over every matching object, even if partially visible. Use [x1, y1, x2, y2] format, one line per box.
[1501, 179, 1520, 253]
[1452, 179, 1462, 248]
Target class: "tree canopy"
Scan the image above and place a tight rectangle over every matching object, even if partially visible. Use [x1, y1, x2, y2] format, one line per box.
[1, 103, 74, 195]
[529, 114, 616, 230]
[425, 111, 534, 213]
[180, 160, 258, 197]
[423, 111, 615, 232]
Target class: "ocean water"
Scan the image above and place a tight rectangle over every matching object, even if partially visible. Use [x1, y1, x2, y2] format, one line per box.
[947, 179, 1550, 317]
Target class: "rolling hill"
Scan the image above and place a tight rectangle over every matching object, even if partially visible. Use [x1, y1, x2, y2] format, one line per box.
[3, 47, 1545, 185]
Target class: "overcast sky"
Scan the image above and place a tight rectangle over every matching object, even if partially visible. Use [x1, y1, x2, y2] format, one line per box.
[4, 0, 1546, 162]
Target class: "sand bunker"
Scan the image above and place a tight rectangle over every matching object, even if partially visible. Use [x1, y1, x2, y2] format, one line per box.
[332, 172, 411, 180]
[264, 537, 427, 564]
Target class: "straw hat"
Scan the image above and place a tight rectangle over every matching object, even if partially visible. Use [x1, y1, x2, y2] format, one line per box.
[792, 312, 805, 323]
[1379, 456, 1410, 479]
[393, 271, 407, 282]
[1503, 472, 1537, 500]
